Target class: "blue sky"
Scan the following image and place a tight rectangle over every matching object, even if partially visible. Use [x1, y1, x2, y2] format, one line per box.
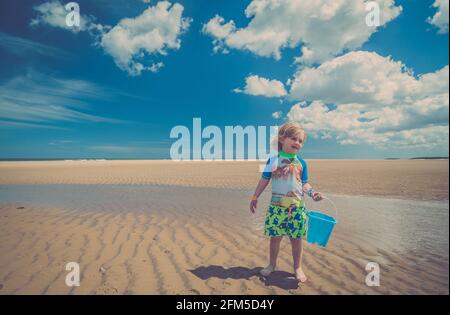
[0, 0, 448, 159]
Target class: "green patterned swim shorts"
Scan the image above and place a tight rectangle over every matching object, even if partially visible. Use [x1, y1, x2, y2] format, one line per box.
[264, 204, 307, 239]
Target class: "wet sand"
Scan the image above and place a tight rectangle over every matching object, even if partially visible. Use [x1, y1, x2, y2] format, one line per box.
[0, 159, 448, 200]
[0, 160, 448, 294]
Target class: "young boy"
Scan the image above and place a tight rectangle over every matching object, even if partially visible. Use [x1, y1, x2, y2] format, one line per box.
[249, 122, 322, 283]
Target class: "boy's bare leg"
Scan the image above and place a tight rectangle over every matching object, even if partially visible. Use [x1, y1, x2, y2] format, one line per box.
[290, 237, 307, 282]
[269, 236, 283, 267]
[261, 236, 282, 276]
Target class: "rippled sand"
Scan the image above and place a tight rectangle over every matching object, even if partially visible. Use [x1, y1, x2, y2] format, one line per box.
[0, 160, 448, 294]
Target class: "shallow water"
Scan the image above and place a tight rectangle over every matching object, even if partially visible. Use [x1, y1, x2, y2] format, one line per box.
[0, 184, 448, 259]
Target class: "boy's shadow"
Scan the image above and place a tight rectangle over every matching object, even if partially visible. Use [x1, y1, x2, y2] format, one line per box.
[189, 265, 299, 290]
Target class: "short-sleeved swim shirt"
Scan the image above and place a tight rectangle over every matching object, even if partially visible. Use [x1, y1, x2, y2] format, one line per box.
[262, 151, 309, 204]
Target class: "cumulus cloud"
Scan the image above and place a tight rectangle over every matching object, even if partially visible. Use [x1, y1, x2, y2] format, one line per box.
[202, 15, 236, 54]
[234, 75, 287, 97]
[30, 0, 101, 33]
[99, 1, 191, 76]
[30, 1, 191, 75]
[287, 101, 449, 149]
[288, 51, 448, 105]
[203, 0, 402, 64]
[285, 51, 449, 149]
[427, 0, 449, 34]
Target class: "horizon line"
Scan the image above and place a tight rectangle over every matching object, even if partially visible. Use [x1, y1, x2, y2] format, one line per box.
[0, 157, 448, 162]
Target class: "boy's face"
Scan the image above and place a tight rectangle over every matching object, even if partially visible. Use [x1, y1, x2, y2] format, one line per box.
[280, 133, 305, 154]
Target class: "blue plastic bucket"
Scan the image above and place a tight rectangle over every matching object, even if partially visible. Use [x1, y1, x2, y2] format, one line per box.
[306, 197, 338, 247]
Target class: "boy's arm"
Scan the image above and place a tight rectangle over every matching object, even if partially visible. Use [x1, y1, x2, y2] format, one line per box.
[302, 182, 323, 201]
[253, 177, 270, 199]
[302, 182, 313, 193]
[249, 178, 270, 213]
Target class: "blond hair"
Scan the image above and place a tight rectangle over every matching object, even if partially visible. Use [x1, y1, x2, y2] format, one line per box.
[275, 122, 307, 151]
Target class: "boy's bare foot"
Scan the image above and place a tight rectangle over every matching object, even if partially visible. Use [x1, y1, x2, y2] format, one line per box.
[295, 268, 307, 283]
[260, 265, 275, 277]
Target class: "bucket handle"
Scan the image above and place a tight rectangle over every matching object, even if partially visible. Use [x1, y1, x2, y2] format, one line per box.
[305, 195, 338, 223]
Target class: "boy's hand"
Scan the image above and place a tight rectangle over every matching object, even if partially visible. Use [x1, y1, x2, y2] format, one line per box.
[312, 191, 323, 201]
[249, 198, 257, 214]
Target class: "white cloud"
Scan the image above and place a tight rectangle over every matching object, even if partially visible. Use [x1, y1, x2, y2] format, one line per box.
[0, 71, 125, 128]
[29, 1, 191, 76]
[0, 119, 67, 130]
[320, 132, 332, 140]
[202, 15, 236, 54]
[285, 51, 449, 149]
[387, 126, 449, 149]
[30, 0, 101, 33]
[234, 75, 287, 97]
[148, 62, 164, 73]
[49, 140, 78, 145]
[203, 15, 236, 39]
[289, 51, 448, 106]
[287, 101, 449, 149]
[427, 0, 449, 34]
[272, 111, 282, 119]
[203, 0, 402, 64]
[100, 1, 192, 76]
[0, 32, 72, 59]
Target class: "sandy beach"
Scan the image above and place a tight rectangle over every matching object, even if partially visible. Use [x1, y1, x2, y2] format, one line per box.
[0, 159, 447, 200]
[0, 160, 448, 294]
